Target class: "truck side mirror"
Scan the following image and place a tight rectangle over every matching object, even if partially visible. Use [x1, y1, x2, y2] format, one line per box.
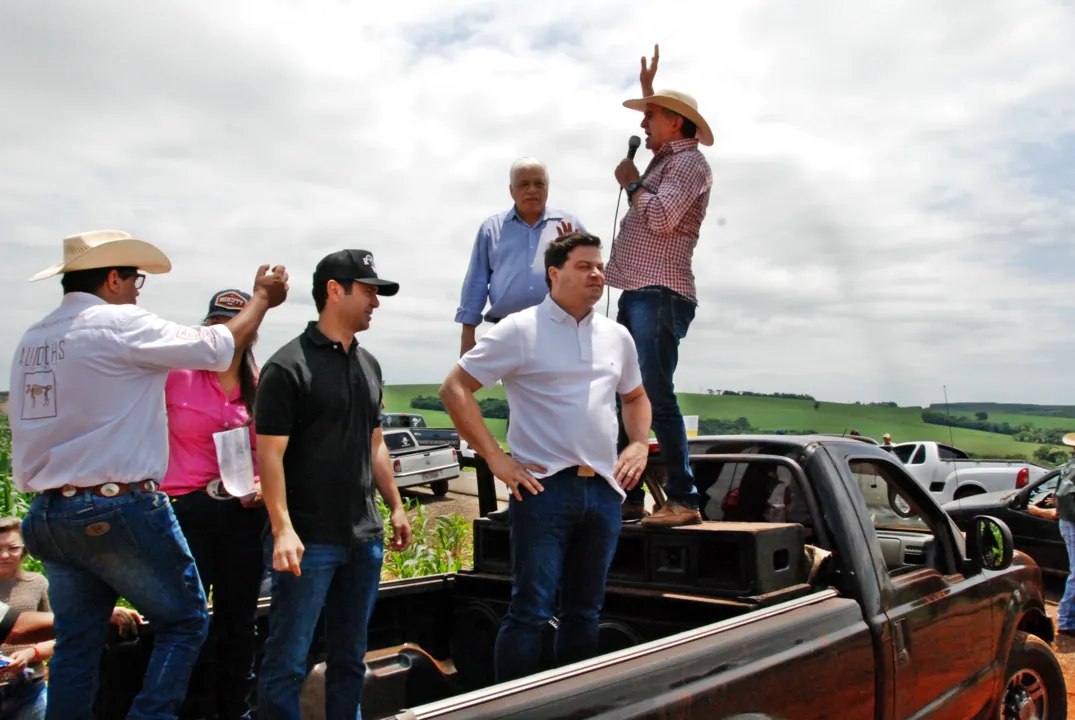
[967, 515, 1014, 572]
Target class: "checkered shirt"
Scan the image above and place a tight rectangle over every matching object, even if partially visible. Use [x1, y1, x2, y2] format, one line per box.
[605, 138, 712, 304]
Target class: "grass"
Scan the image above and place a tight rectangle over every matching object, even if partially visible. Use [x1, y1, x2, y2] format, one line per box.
[382, 385, 1063, 460]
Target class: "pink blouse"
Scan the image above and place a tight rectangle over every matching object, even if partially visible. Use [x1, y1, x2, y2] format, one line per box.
[162, 369, 259, 497]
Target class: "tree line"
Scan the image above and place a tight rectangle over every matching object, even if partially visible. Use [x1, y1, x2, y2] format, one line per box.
[921, 409, 1075, 446]
[410, 394, 509, 419]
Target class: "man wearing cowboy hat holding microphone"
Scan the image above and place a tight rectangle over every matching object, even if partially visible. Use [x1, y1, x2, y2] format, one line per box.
[8, 230, 288, 719]
[1027, 432, 1075, 638]
[608, 45, 714, 527]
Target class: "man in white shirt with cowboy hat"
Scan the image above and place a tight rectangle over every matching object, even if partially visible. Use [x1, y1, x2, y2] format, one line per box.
[607, 44, 715, 528]
[9, 230, 288, 720]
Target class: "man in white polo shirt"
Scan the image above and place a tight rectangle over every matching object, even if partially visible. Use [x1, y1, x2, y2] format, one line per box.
[440, 231, 652, 682]
[8, 230, 288, 720]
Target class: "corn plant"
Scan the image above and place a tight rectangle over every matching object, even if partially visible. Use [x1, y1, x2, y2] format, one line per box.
[0, 413, 42, 573]
[378, 496, 474, 581]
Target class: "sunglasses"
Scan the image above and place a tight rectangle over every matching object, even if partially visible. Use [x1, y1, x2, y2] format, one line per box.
[118, 271, 146, 289]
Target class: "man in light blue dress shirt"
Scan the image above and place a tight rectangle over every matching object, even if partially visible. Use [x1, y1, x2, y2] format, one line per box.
[456, 157, 586, 356]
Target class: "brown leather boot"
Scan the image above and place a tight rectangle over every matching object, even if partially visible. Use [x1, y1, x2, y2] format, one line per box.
[622, 503, 649, 522]
[641, 504, 702, 527]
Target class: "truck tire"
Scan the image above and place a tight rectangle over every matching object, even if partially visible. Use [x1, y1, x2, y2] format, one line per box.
[430, 480, 450, 497]
[1000, 632, 1067, 720]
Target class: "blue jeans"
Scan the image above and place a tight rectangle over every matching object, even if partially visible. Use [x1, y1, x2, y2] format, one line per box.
[258, 539, 384, 720]
[1060, 520, 1075, 631]
[494, 469, 622, 682]
[0, 677, 46, 720]
[21, 488, 209, 720]
[616, 286, 700, 509]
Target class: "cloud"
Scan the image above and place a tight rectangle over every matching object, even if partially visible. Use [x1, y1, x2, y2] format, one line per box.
[2, 0, 1075, 408]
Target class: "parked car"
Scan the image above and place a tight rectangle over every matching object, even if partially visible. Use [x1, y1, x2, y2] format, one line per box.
[383, 412, 460, 454]
[943, 467, 1068, 574]
[383, 428, 459, 497]
[95, 434, 1065, 719]
[890, 440, 1048, 503]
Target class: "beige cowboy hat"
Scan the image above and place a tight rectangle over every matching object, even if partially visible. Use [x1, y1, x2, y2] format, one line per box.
[623, 89, 713, 147]
[1062, 433, 1075, 447]
[29, 230, 172, 282]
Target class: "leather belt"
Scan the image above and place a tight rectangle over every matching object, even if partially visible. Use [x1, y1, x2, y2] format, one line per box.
[49, 479, 159, 499]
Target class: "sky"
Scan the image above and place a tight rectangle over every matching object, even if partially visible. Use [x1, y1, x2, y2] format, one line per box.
[2, 0, 1074, 407]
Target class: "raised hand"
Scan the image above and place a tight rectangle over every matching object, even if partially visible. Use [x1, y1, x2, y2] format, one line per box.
[640, 43, 659, 97]
[253, 264, 289, 308]
[556, 220, 576, 237]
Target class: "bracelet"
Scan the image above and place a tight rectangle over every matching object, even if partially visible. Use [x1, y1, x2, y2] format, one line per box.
[31, 645, 42, 661]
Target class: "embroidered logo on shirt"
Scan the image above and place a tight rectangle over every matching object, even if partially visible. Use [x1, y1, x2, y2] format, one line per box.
[21, 371, 57, 420]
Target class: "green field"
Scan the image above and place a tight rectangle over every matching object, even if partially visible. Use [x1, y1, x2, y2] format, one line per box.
[383, 386, 1070, 461]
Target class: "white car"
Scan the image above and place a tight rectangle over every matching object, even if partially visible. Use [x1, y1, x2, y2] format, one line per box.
[889, 441, 1048, 503]
[383, 428, 460, 496]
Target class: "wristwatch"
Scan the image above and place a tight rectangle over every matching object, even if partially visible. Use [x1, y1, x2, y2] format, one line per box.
[625, 181, 643, 201]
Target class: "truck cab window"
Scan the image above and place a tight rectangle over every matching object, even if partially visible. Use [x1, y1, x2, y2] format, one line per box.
[384, 432, 413, 451]
[849, 459, 953, 576]
[700, 457, 815, 540]
[936, 444, 967, 460]
[1027, 474, 1060, 508]
[891, 445, 915, 464]
[910, 445, 926, 464]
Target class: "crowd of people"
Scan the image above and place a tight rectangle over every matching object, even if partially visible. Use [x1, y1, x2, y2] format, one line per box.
[2, 45, 715, 720]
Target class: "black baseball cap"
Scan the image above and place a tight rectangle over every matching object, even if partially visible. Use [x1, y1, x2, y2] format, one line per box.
[313, 249, 400, 297]
[205, 288, 251, 320]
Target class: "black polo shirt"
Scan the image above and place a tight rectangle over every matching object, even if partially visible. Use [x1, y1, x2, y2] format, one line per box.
[254, 321, 385, 546]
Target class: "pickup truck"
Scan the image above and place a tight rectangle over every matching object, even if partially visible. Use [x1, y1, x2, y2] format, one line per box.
[383, 413, 461, 455]
[890, 440, 1048, 503]
[93, 434, 1065, 720]
[383, 428, 459, 497]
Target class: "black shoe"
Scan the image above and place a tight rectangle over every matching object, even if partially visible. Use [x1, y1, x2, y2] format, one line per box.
[485, 507, 510, 523]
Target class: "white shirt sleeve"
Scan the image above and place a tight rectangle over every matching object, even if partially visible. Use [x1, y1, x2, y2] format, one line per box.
[458, 317, 522, 388]
[617, 327, 644, 395]
[119, 307, 236, 372]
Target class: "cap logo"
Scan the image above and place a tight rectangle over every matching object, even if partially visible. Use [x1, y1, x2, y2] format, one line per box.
[363, 253, 375, 271]
[214, 291, 247, 309]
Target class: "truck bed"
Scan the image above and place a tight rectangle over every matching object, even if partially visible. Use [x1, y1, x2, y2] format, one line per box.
[93, 519, 844, 720]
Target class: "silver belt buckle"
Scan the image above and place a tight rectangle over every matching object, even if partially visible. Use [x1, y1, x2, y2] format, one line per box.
[100, 483, 121, 497]
[61, 485, 78, 498]
[206, 478, 229, 500]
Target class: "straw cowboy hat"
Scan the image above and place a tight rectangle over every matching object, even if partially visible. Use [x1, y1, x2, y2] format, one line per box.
[623, 89, 713, 147]
[28, 230, 172, 282]
[1062, 432, 1075, 447]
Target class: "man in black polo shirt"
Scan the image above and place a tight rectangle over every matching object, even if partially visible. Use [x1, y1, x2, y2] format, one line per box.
[254, 249, 412, 720]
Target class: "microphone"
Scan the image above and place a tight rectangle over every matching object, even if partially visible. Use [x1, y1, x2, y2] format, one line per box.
[627, 135, 641, 160]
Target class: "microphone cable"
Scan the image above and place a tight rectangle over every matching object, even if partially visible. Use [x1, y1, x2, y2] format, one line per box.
[605, 135, 641, 317]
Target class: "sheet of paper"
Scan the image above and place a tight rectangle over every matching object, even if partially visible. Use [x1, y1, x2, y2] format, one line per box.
[213, 427, 257, 499]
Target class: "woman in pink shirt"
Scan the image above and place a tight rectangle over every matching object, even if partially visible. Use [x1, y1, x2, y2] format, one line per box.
[163, 289, 266, 720]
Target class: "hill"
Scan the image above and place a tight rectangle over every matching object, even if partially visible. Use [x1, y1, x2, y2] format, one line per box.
[384, 386, 1065, 461]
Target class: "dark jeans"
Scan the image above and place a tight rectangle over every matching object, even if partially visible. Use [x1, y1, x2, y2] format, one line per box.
[494, 469, 622, 682]
[616, 286, 700, 510]
[0, 676, 46, 720]
[22, 488, 209, 720]
[171, 492, 267, 720]
[257, 539, 383, 720]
